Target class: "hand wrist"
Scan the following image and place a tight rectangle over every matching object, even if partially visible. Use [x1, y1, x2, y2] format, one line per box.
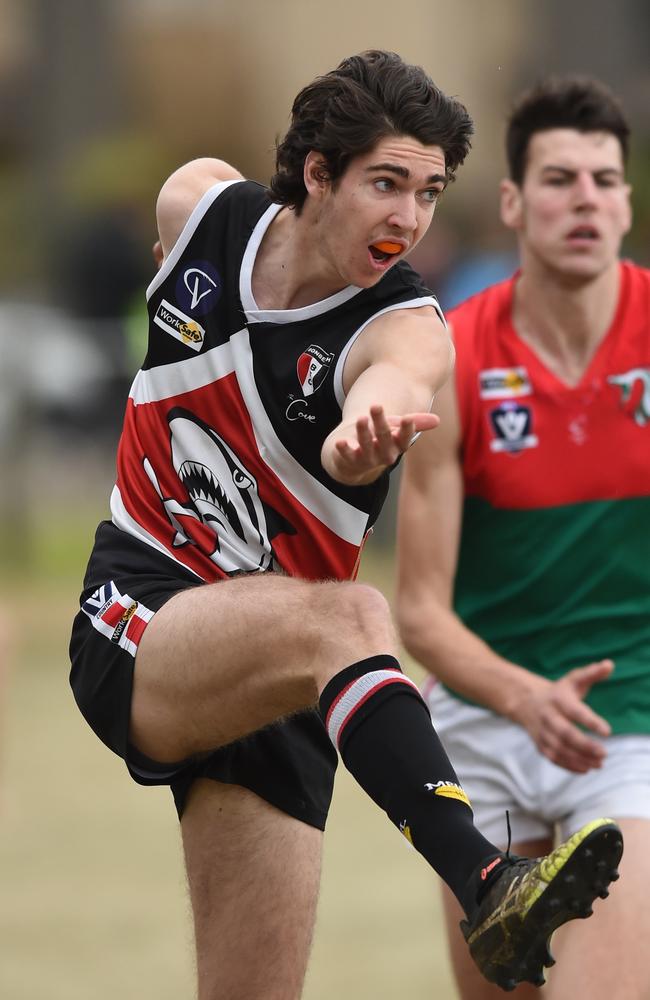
[502, 670, 549, 726]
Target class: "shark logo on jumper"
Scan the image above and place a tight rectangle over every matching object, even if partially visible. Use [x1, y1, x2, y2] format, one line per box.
[424, 780, 471, 809]
[297, 345, 334, 397]
[489, 401, 539, 453]
[479, 367, 531, 400]
[143, 408, 295, 574]
[154, 299, 205, 351]
[608, 367, 650, 426]
[175, 260, 222, 316]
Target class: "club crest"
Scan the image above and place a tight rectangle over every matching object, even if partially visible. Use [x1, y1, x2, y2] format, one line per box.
[296, 345, 334, 397]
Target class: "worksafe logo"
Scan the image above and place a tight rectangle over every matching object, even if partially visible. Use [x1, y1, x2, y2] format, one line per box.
[154, 299, 205, 352]
[479, 366, 531, 400]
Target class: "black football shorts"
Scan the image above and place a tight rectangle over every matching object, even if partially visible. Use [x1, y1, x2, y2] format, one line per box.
[69, 566, 337, 829]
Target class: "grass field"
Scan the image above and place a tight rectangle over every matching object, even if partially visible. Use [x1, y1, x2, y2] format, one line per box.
[0, 498, 458, 999]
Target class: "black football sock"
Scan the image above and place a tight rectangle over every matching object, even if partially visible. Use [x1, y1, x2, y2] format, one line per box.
[318, 655, 507, 916]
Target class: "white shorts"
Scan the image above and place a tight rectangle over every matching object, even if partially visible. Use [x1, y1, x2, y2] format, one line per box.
[425, 681, 650, 847]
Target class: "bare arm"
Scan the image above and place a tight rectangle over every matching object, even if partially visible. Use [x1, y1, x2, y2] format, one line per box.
[321, 306, 453, 485]
[396, 371, 613, 773]
[156, 157, 244, 259]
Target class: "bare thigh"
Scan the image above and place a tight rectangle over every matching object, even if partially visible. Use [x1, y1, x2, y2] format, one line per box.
[131, 573, 395, 762]
[181, 778, 323, 1000]
[441, 838, 553, 1000]
[547, 818, 650, 1000]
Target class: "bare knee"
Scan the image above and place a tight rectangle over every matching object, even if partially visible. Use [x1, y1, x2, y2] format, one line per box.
[313, 581, 397, 688]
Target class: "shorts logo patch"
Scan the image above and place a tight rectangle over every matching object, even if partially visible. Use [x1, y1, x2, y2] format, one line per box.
[81, 582, 154, 658]
[154, 299, 205, 351]
[425, 780, 472, 809]
[479, 367, 531, 399]
[489, 402, 539, 453]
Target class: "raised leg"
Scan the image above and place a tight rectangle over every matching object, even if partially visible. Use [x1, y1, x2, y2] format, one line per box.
[441, 837, 553, 999]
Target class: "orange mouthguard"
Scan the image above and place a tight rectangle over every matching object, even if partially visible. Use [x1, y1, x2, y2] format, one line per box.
[373, 240, 402, 254]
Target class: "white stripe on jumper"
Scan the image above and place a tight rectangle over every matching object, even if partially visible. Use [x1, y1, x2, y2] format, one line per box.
[326, 669, 422, 748]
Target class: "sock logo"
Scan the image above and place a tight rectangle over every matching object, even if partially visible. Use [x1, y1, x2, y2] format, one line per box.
[424, 780, 471, 809]
[481, 856, 503, 881]
[399, 819, 414, 846]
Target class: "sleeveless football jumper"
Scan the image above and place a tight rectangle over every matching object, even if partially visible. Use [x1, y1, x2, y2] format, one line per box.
[448, 262, 650, 733]
[70, 179, 442, 822]
[106, 179, 442, 585]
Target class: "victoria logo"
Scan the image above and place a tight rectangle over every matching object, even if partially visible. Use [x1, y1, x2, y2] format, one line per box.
[175, 260, 222, 316]
[489, 401, 539, 453]
[296, 344, 334, 397]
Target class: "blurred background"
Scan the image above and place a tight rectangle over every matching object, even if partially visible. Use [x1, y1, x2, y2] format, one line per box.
[0, 1, 648, 997]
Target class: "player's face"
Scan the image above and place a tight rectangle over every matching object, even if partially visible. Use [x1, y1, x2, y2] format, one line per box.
[310, 136, 447, 288]
[501, 129, 631, 281]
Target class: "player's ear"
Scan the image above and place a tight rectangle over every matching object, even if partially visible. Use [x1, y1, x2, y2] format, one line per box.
[304, 152, 331, 199]
[621, 182, 633, 236]
[500, 178, 523, 230]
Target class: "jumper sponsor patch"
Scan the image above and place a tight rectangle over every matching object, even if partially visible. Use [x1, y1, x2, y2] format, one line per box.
[81, 581, 154, 658]
[175, 260, 222, 316]
[424, 780, 471, 809]
[479, 367, 532, 399]
[297, 344, 334, 397]
[154, 299, 205, 351]
[607, 367, 650, 427]
[489, 401, 538, 453]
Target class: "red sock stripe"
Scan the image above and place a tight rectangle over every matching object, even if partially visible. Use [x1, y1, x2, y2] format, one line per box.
[326, 669, 422, 748]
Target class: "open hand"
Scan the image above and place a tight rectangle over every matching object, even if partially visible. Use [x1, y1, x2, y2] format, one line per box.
[515, 659, 614, 773]
[331, 405, 439, 484]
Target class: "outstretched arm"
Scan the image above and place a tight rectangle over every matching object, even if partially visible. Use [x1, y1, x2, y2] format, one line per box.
[321, 305, 453, 486]
[396, 370, 613, 774]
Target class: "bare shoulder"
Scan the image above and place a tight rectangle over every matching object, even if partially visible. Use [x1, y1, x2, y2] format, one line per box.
[156, 157, 245, 256]
[348, 304, 453, 382]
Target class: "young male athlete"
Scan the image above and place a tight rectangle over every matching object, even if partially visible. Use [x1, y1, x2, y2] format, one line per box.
[397, 75, 647, 999]
[70, 54, 622, 998]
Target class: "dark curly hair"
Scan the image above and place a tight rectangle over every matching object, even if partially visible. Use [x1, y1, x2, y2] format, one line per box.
[506, 75, 630, 184]
[269, 50, 474, 213]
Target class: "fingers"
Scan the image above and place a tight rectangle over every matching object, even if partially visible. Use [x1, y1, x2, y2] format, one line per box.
[538, 718, 607, 773]
[568, 659, 615, 698]
[332, 406, 441, 481]
[367, 406, 438, 452]
[561, 664, 613, 737]
[566, 697, 612, 738]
